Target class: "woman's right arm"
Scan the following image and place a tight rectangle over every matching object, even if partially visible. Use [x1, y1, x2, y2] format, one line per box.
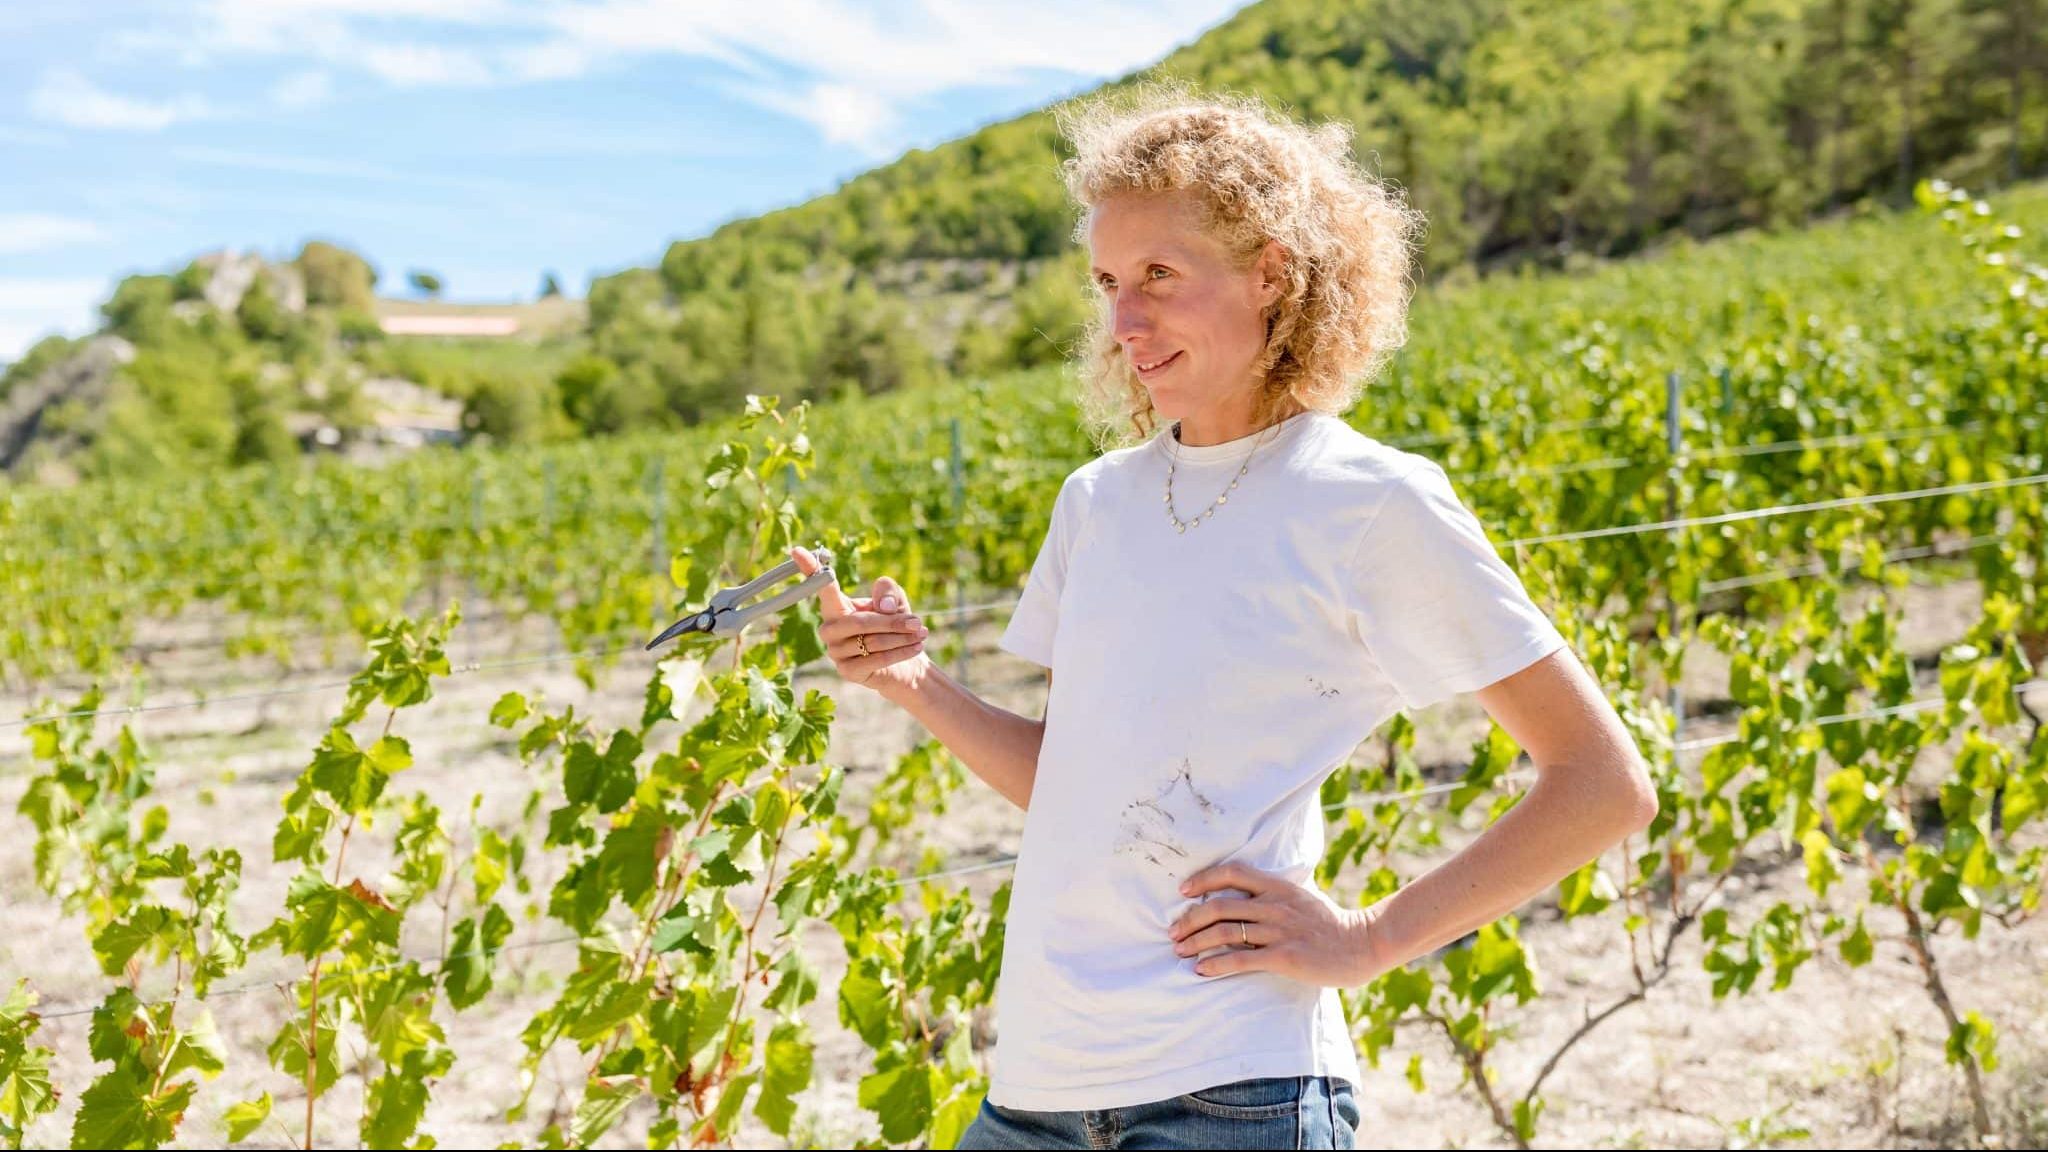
[875, 662, 1046, 811]
[790, 547, 1046, 810]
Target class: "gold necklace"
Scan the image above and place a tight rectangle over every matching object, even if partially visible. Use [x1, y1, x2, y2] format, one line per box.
[1164, 419, 1280, 534]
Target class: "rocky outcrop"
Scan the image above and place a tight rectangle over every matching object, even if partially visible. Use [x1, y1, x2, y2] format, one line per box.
[191, 250, 308, 314]
[0, 335, 133, 474]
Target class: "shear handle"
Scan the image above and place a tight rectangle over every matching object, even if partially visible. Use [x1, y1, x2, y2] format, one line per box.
[708, 566, 837, 636]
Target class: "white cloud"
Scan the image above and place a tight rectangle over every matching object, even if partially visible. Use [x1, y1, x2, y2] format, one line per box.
[171, 144, 409, 182]
[0, 277, 112, 363]
[0, 214, 110, 256]
[75, 179, 210, 217]
[28, 68, 217, 131]
[537, 0, 1247, 151]
[534, 1, 1246, 101]
[214, 0, 513, 29]
[176, 0, 1245, 147]
[460, 119, 770, 159]
[0, 124, 67, 147]
[741, 80, 900, 155]
[170, 144, 518, 194]
[502, 40, 594, 82]
[199, 0, 516, 55]
[361, 42, 494, 86]
[270, 70, 333, 109]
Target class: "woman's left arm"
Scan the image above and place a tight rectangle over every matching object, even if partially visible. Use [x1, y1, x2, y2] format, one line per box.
[1172, 647, 1659, 984]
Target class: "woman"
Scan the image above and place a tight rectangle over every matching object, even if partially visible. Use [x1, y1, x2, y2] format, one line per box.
[789, 89, 1658, 1150]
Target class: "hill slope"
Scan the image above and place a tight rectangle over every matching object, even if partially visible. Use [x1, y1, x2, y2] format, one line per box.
[587, 0, 2044, 422]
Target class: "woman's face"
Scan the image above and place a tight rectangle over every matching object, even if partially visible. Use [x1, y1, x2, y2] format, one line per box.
[1087, 190, 1279, 427]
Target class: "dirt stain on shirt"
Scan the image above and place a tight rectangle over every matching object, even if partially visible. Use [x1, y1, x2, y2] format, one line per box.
[1114, 758, 1225, 877]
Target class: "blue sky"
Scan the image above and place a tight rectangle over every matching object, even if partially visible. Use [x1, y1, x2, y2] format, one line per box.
[0, 0, 1245, 361]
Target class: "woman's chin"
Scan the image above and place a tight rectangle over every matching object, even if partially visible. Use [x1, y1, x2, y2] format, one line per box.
[1140, 379, 1181, 410]
[1144, 388, 1202, 425]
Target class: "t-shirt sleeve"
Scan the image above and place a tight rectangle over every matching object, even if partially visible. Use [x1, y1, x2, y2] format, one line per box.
[1345, 458, 1568, 712]
[998, 474, 1084, 670]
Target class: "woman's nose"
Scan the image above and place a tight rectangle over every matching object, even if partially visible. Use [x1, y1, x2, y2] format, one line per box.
[1111, 289, 1150, 343]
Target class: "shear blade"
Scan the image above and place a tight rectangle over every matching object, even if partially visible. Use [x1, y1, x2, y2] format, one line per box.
[645, 609, 717, 651]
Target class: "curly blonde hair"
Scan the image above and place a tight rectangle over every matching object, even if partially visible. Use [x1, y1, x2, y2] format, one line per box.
[1056, 84, 1427, 449]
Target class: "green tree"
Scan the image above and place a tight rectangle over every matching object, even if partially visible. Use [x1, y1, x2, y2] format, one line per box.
[101, 276, 177, 345]
[235, 279, 292, 343]
[588, 267, 674, 361]
[816, 281, 937, 399]
[548, 354, 666, 436]
[408, 270, 444, 298]
[89, 322, 245, 479]
[295, 240, 378, 312]
[170, 261, 211, 303]
[463, 375, 551, 443]
[554, 354, 619, 432]
[231, 377, 300, 467]
[1000, 255, 1091, 368]
[1863, 0, 1973, 199]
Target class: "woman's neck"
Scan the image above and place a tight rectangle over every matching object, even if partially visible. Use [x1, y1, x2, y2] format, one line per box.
[1172, 397, 1305, 447]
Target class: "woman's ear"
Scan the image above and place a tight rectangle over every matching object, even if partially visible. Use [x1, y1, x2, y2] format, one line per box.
[1254, 240, 1288, 306]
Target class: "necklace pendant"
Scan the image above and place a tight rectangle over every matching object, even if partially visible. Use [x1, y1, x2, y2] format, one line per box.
[1164, 417, 1278, 539]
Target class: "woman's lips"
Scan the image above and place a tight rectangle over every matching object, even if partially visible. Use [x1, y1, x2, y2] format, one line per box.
[1133, 350, 1183, 379]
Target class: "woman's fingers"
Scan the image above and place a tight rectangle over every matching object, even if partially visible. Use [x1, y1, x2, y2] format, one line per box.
[835, 628, 925, 661]
[786, 553, 926, 687]
[1167, 880, 1361, 982]
[844, 634, 927, 682]
[790, 547, 856, 619]
[1173, 918, 1268, 957]
[1190, 943, 1286, 978]
[819, 602, 928, 681]
[1168, 893, 1274, 942]
[819, 610, 926, 647]
[1180, 861, 1282, 899]
[870, 575, 910, 615]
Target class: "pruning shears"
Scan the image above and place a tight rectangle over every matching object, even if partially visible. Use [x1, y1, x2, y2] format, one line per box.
[644, 547, 838, 651]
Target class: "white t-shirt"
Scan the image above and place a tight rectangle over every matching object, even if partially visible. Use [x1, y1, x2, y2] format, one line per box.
[990, 408, 1568, 1112]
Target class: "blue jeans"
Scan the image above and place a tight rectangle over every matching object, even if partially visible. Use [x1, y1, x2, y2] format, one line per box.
[956, 1075, 1358, 1150]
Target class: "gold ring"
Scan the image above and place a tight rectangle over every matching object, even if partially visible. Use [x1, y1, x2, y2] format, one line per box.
[1239, 921, 1249, 948]
[856, 635, 871, 658]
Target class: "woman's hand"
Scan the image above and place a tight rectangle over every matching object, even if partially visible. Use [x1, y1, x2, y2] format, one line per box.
[1168, 861, 1385, 987]
[790, 546, 931, 694]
